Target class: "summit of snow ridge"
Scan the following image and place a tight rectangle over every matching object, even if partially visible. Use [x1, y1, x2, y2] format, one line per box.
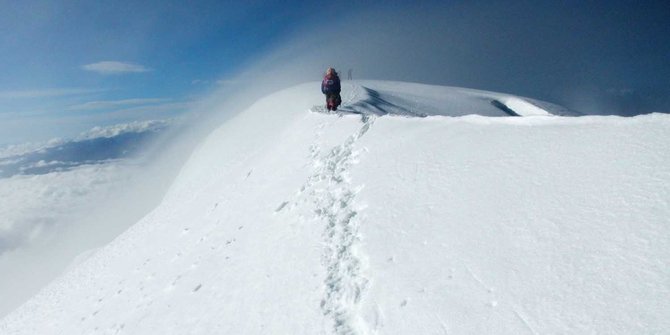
[312, 81, 577, 118]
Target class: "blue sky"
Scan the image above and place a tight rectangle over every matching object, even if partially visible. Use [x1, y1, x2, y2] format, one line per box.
[0, 0, 369, 145]
[1, 0, 668, 145]
[1, 1, 327, 91]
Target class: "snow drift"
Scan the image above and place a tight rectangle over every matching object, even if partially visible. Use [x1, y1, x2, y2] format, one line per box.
[1, 81, 668, 334]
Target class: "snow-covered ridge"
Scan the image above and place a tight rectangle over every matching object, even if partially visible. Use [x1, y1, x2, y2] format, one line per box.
[1, 81, 668, 334]
[335, 81, 578, 118]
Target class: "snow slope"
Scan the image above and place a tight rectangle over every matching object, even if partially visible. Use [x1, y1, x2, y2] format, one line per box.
[1, 81, 668, 334]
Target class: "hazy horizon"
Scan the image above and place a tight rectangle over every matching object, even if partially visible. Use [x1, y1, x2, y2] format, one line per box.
[1, 1, 668, 145]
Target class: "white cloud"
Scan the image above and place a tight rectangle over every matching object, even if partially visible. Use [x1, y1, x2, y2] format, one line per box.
[606, 88, 635, 96]
[77, 119, 171, 140]
[0, 88, 104, 99]
[68, 98, 170, 111]
[82, 61, 151, 75]
[192, 79, 243, 86]
[215, 79, 248, 86]
[191, 79, 209, 85]
[102, 101, 193, 119]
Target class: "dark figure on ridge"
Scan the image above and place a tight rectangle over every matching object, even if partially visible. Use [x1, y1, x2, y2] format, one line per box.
[321, 67, 341, 111]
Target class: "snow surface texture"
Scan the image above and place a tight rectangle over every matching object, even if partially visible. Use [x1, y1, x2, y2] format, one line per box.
[1, 81, 668, 334]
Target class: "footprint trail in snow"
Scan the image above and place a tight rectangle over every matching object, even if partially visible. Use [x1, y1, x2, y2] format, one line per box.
[299, 112, 376, 334]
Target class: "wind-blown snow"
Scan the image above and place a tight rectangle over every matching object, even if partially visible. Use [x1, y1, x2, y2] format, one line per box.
[0, 121, 174, 316]
[0, 120, 171, 253]
[1, 81, 668, 334]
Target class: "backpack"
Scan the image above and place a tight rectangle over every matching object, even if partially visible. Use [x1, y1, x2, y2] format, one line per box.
[321, 75, 341, 94]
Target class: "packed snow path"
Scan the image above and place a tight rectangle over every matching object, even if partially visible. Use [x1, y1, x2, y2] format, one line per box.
[1, 81, 668, 334]
[283, 114, 376, 334]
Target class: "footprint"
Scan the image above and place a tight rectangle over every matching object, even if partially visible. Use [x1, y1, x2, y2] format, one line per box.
[275, 201, 289, 212]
